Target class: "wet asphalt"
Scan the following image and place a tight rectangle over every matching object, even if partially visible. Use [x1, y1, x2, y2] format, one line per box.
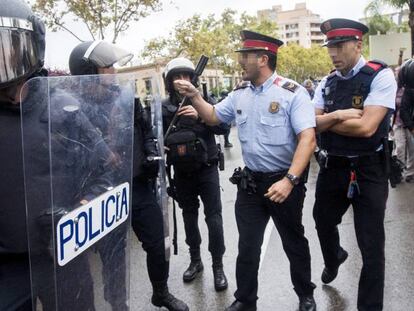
[130, 128, 414, 311]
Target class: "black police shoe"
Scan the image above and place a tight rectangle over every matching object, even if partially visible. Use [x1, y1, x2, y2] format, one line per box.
[151, 288, 189, 311]
[406, 175, 414, 183]
[224, 300, 257, 311]
[213, 265, 228, 291]
[321, 249, 348, 284]
[183, 260, 204, 282]
[224, 142, 233, 148]
[299, 295, 316, 311]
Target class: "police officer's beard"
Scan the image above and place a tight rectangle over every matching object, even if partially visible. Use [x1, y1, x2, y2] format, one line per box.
[248, 70, 261, 85]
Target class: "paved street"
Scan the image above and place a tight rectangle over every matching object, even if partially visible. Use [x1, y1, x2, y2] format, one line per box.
[130, 128, 414, 311]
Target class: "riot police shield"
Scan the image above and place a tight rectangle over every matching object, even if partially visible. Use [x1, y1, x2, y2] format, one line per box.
[143, 77, 171, 260]
[21, 74, 135, 311]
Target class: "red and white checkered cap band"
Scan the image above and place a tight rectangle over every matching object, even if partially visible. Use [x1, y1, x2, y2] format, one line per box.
[326, 28, 363, 40]
[243, 40, 279, 53]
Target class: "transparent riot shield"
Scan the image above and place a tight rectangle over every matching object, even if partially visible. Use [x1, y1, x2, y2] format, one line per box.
[21, 73, 135, 311]
[152, 96, 170, 260]
[143, 76, 171, 261]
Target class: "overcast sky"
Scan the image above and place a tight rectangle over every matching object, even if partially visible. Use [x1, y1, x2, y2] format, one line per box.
[44, 0, 372, 69]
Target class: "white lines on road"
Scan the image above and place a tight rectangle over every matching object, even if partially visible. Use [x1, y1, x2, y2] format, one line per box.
[259, 221, 274, 272]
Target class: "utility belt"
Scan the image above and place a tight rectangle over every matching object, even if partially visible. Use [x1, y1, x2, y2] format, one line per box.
[229, 167, 288, 194]
[316, 149, 384, 169]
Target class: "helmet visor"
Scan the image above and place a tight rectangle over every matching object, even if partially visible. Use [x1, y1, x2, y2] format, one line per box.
[84, 41, 133, 69]
[0, 28, 38, 86]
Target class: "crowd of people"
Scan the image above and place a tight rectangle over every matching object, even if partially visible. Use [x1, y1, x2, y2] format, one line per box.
[1, 1, 413, 311]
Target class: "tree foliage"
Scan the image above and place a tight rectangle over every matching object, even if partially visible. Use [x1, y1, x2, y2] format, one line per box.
[33, 0, 161, 43]
[142, 10, 333, 81]
[277, 44, 333, 82]
[365, 0, 414, 55]
[141, 9, 278, 74]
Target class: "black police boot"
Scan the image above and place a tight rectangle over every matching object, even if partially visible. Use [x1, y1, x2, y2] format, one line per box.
[183, 260, 204, 282]
[224, 141, 233, 148]
[224, 300, 257, 311]
[321, 248, 348, 284]
[299, 295, 316, 311]
[183, 249, 203, 282]
[212, 257, 228, 291]
[151, 282, 189, 311]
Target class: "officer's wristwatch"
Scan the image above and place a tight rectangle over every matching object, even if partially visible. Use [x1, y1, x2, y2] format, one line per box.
[285, 173, 300, 186]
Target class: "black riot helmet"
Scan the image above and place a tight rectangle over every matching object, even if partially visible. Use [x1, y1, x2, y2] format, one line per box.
[69, 41, 133, 75]
[163, 57, 196, 93]
[0, 0, 46, 89]
[399, 58, 414, 89]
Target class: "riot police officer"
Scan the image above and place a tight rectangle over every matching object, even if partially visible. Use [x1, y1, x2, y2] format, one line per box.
[312, 19, 397, 311]
[69, 41, 189, 311]
[174, 31, 317, 311]
[162, 57, 228, 291]
[0, 1, 46, 309]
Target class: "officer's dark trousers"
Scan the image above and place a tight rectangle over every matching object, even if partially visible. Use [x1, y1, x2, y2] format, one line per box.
[234, 175, 315, 304]
[98, 226, 128, 310]
[313, 162, 388, 311]
[0, 254, 32, 311]
[131, 179, 169, 284]
[174, 164, 225, 259]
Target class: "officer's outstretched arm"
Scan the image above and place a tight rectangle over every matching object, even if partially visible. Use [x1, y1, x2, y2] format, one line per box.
[173, 80, 221, 126]
[330, 106, 389, 137]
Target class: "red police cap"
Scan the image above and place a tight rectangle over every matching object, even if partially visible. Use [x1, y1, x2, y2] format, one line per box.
[235, 30, 284, 54]
[321, 18, 369, 47]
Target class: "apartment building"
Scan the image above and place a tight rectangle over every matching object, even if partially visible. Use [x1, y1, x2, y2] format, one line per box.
[257, 2, 324, 48]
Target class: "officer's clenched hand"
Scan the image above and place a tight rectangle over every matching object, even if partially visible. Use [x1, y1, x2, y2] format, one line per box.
[335, 108, 363, 121]
[264, 178, 294, 203]
[174, 80, 199, 98]
[178, 105, 199, 120]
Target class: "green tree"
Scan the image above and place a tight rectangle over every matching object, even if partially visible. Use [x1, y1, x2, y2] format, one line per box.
[141, 9, 277, 74]
[142, 10, 333, 82]
[33, 0, 161, 43]
[365, 0, 414, 56]
[277, 44, 333, 82]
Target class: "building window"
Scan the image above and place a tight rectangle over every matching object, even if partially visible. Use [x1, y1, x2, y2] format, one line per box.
[208, 77, 215, 89]
[144, 78, 152, 95]
[311, 31, 322, 36]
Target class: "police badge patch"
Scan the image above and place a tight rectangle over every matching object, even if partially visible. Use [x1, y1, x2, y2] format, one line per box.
[352, 96, 363, 109]
[269, 102, 280, 114]
[177, 144, 187, 156]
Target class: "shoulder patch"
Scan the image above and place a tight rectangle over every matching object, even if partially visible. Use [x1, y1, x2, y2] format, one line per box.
[233, 81, 250, 91]
[273, 76, 284, 86]
[360, 60, 388, 75]
[281, 81, 299, 93]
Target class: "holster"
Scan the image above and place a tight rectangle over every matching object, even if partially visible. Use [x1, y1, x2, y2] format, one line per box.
[229, 167, 257, 194]
[217, 143, 225, 171]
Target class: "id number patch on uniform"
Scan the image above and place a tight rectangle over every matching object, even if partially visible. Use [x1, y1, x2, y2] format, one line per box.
[56, 182, 130, 266]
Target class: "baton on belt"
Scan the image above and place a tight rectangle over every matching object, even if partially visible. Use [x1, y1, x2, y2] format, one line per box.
[164, 55, 209, 140]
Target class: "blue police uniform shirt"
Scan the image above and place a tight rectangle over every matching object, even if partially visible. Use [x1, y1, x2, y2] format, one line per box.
[313, 56, 397, 111]
[215, 72, 315, 173]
